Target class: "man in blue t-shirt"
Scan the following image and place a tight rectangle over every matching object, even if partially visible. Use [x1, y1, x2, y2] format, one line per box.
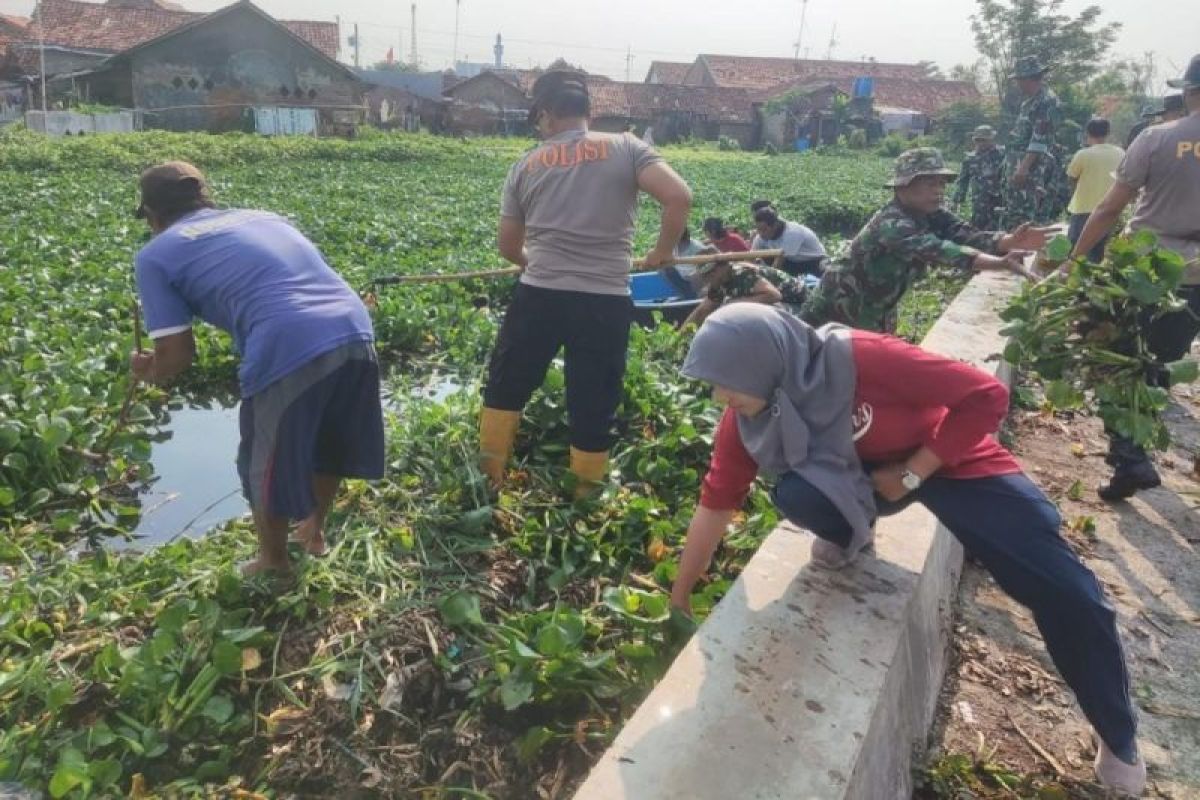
[130, 161, 384, 577]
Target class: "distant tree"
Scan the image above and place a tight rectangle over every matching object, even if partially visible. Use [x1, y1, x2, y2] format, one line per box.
[970, 0, 1120, 116]
[931, 100, 1002, 157]
[916, 60, 945, 79]
[949, 61, 983, 86]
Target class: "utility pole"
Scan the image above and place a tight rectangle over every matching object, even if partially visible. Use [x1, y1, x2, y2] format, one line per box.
[625, 45, 634, 82]
[35, 3, 47, 111]
[452, 0, 461, 68]
[793, 0, 809, 60]
[352, 23, 361, 68]
[825, 23, 838, 60]
[410, 4, 419, 69]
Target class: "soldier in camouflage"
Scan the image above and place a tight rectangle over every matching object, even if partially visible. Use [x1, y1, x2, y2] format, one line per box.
[952, 125, 1006, 230]
[683, 261, 810, 328]
[802, 148, 1051, 333]
[1040, 122, 1078, 222]
[1004, 56, 1068, 227]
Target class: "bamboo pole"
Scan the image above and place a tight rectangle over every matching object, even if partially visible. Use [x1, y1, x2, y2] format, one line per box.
[370, 250, 785, 286]
[632, 249, 783, 268]
[371, 267, 523, 286]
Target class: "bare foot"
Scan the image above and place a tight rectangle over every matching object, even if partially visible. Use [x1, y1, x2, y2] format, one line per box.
[292, 518, 328, 557]
[239, 558, 293, 578]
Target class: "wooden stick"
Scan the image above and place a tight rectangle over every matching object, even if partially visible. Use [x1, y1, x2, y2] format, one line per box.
[632, 249, 783, 268]
[371, 249, 785, 286]
[372, 267, 522, 286]
[1006, 709, 1066, 776]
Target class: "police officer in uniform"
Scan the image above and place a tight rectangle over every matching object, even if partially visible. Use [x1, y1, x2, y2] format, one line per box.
[1071, 54, 1200, 501]
[478, 70, 692, 495]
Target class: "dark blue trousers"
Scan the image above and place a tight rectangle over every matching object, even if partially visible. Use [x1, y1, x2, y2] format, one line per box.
[771, 471, 1138, 761]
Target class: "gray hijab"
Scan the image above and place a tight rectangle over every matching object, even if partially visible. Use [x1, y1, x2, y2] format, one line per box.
[682, 304, 875, 552]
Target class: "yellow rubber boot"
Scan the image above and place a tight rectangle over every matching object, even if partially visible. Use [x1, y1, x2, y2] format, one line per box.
[569, 447, 609, 499]
[479, 408, 521, 488]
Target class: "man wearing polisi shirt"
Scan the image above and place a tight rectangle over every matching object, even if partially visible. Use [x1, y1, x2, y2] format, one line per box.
[478, 69, 693, 497]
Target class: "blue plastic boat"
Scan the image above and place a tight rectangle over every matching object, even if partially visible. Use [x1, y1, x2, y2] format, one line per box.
[629, 271, 699, 326]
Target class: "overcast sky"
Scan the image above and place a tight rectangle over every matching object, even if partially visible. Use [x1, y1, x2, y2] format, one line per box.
[2, 0, 1194, 92]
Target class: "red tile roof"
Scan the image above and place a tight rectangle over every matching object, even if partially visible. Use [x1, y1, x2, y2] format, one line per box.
[688, 54, 935, 91]
[445, 69, 756, 125]
[645, 60, 690, 84]
[764, 74, 981, 116]
[586, 81, 756, 124]
[29, 0, 338, 60]
[0, 14, 29, 49]
[850, 77, 980, 116]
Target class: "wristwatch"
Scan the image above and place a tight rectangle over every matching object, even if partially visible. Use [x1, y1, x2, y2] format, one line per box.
[900, 469, 923, 493]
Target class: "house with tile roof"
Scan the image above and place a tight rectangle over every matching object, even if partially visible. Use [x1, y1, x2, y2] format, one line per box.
[681, 54, 934, 93]
[2, 0, 338, 82]
[45, 0, 362, 133]
[644, 61, 690, 85]
[661, 54, 981, 134]
[444, 63, 763, 147]
[0, 14, 29, 50]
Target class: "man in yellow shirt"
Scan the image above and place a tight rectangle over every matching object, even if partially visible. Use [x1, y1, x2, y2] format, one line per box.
[1066, 117, 1124, 263]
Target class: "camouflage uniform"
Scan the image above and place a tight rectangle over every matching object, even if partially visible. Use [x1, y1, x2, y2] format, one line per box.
[952, 142, 1007, 231]
[801, 147, 1004, 333]
[707, 264, 809, 308]
[1040, 134, 1076, 223]
[1004, 59, 1065, 227]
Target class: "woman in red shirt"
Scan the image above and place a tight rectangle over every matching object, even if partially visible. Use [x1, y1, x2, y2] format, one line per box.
[671, 304, 1144, 796]
[702, 217, 750, 253]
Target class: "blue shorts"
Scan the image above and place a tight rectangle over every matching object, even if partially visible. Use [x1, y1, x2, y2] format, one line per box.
[237, 342, 384, 520]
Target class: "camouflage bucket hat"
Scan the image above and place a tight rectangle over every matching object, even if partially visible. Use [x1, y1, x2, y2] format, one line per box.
[1009, 55, 1051, 80]
[1140, 99, 1165, 119]
[885, 147, 958, 187]
[1166, 54, 1200, 90]
[971, 125, 997, 140]
[695, 259, 730, 278]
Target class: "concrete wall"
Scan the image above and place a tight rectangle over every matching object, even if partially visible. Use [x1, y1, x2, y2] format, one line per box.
[444, 74, 529, 135]
[575, 271, 1023, 800]
[25, 109, 135, 135]
[124, 8, 361, 133]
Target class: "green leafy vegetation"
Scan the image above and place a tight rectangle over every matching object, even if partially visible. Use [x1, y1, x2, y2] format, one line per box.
[1001, 232, 1197, 450]
[0, 131, 948, 797]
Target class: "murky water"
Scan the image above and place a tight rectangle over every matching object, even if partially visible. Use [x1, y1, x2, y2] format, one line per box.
[119, 400, 247, 548]
[119, 374, 468, 548]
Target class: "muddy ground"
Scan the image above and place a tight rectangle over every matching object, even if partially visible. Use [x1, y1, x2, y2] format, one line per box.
[920, 381, 1200, 799]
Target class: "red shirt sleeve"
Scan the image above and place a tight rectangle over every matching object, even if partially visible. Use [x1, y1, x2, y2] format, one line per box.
[854, 332, 1010, 468]
[726, 232, 750, 252]
[699, 408, 759, 510]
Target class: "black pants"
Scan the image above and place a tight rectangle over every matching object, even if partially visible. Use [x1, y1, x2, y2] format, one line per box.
[778, 257, 825, 279]
[483, 283, 632, 452]
[1067, 213, 1110, 264]
[1107, 286, 1200, 466]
